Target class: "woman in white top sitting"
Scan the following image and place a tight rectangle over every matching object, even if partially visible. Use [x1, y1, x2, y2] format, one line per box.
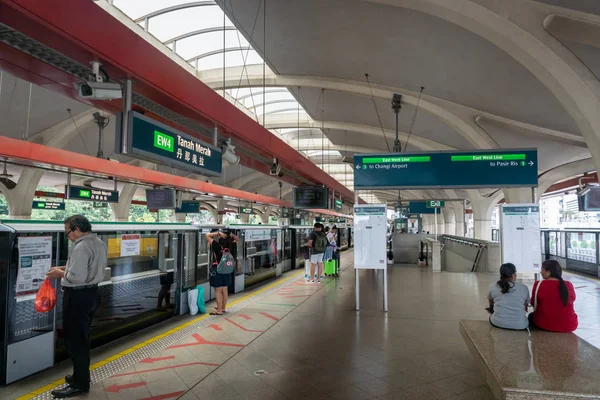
[487, 263, 530, 330]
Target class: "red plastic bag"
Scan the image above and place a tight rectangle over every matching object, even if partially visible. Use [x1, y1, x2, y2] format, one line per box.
[34, 278, 56, 313]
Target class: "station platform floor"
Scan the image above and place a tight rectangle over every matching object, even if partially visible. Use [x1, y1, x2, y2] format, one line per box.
[4, 250, 600, 400]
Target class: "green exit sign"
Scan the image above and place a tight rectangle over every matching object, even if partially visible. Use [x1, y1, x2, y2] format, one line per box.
[79, 189, 91, 198]
[239, 207, 253, 214]
[426, 200, 445, 208]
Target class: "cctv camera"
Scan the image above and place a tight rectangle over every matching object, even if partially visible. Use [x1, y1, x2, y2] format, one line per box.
[75, 81, 122, 100]
[221, 138, 240, 165]
[269, 158, 281, 176]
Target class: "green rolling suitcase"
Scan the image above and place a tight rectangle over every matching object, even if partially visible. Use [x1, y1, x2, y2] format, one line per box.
[324, 259, 337, 276]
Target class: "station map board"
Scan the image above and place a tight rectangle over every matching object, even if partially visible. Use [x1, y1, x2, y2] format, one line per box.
[500, 204, 541, 274]
[353, 205, 387, 270]
[354, 149, 538, 189]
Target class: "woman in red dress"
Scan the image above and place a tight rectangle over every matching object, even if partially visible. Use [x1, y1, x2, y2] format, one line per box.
[529, 260, 578, 332]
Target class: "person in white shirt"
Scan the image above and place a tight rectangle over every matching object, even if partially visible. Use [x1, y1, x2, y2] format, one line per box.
[327, 226, 340, 276]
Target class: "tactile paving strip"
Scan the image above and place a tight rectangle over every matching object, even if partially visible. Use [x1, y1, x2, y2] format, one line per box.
[32, 272, 307, 400]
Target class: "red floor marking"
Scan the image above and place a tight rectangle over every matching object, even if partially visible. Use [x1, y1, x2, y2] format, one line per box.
[139, 391, 185, 400]
[208, 324, 222, 331]
[239, 314, 252, 320]
[259, 312, 279, 321]
[112, 361, 219, 377]
[104, 382, 147, 393]
[167, 334, 244, 349]
[140, 356, 175, 364]
[224, 318, 262, 333]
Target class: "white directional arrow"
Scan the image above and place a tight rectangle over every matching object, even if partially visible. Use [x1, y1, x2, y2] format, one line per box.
[356, 164, 361, 170]
[528, 161, 534, 166]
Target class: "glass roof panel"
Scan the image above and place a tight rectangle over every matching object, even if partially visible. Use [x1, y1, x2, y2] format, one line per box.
[175, 31, 249, 60]
[112, 0, 200, 20]
[195, 49, 262, 70]
[110, 0, 354, 194]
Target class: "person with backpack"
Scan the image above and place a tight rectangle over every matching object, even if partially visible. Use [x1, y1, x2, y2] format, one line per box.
[206, 229, 239, 315]
[308, 223, 329, 283]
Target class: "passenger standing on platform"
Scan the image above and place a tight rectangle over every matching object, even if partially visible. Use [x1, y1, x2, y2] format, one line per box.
[206, 229, 239, 315]
[487, 263, 530, 330]
[308, 223, 328, 283]
[329, 226, 340, 276]
[529, 260, 578, 332]
[46, 215, 107, 398]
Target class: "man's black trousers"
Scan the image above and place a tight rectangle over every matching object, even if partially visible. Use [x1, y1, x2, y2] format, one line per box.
[62, 286, 99, 389]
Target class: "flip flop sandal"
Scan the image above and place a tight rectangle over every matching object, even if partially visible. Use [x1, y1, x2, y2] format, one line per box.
[209, 311, 223, 316]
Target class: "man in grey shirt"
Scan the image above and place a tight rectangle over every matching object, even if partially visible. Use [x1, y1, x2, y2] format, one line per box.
[46, 215, 107, 398]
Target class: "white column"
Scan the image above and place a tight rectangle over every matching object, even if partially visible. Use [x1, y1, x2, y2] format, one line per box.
[443, 206, 456, 237]
[216, 200, 227, 224]
[503, 188, 535, 204]
[469, 192, 498, 241]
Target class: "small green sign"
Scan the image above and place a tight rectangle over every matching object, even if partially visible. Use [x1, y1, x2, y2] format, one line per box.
[239, 207, 253, 214]
[451, 154, 526, 162]
[32, 201, 65, 210]
[154, 130, 174, 153]
[66, 185, 119, 203]
[334, 199, 343, 210]
[426, 200, 445, 208]
[363, 156, 431, 164]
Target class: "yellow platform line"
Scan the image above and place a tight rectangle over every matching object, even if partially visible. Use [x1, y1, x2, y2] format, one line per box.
[16, 270, 304, 400]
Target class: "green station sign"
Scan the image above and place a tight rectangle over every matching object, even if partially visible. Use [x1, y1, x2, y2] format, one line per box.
[65, 185, 119, 203]
[426, 200, 445, 208]
[32, 201, 65, 211]
[239, 207, 253, 214]
[334, 199, 343, 210]
[354, 149, 538, 189]
[116, 111, 222, 176]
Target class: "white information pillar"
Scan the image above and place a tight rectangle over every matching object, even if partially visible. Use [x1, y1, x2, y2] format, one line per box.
[353, 204, 388, 312]
[500, 204, 541, 276]
[434, 207, 438, 240]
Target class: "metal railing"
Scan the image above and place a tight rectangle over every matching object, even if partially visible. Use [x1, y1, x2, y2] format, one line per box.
[439, 236, 487, 272]
[541, 229, 599, 277]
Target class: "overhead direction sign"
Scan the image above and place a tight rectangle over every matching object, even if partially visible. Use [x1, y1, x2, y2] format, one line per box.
[354, 149, 538, 189]
[239, 207, 253, 214]
[293, 186, 329, 209]
[175, 201, 200, 214]
[116, 111, 222, 176]
[32, 201, 65, 211]
[409, 201, 438, 215]
[65, 185, 119, 203]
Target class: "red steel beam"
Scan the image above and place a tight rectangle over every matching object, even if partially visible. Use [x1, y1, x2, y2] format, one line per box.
[0, 136, 292, 208]
[0, 0, 355, 202]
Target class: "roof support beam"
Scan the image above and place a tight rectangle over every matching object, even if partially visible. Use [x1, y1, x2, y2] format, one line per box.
[362, 0, 600, 185]
[200, 65, 497, 149]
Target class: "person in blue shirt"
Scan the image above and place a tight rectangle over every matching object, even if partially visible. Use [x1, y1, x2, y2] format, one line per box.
[487, 263, 530, 330]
